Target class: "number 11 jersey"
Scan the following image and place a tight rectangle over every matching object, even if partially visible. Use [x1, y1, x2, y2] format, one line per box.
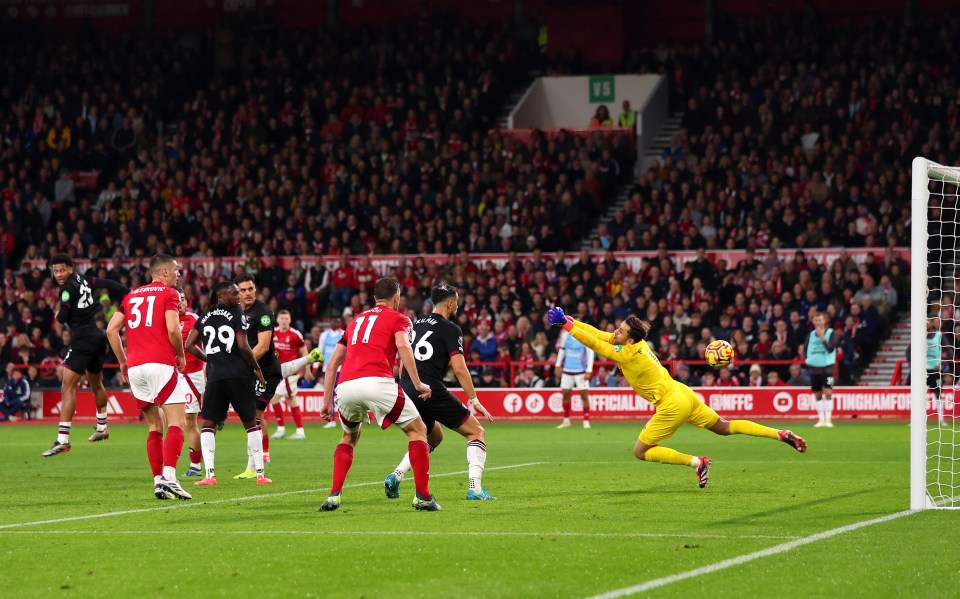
[117, 283, 181, 368]
[337, 306, 411, 384]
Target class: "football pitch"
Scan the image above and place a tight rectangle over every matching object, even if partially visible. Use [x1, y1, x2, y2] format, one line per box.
[1, 421, 957, 598]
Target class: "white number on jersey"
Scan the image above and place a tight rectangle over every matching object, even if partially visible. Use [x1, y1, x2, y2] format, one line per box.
[203, 325, 236, 354]
[412, 330, 435, 361]
[78, 281, 94, 309]
[127, 296, 157, 329]
[350, 315, 379, 345]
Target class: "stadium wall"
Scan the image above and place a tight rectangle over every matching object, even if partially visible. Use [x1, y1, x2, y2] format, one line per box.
[38, 386, 942, 423]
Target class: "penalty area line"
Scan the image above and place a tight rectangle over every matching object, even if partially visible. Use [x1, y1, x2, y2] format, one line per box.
[584, 509, 916, 599]
[0, 461, 546, 530]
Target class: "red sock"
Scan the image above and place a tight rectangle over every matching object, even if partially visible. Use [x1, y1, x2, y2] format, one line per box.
[563, 403, 571, 418]
[290, 405, 304, 428]
[147, 430, 163, 476]
[257, 418, 269, 452]
[162, 425, 184, 469]
[189, 449, 202, 465]
[272, 402, 285, 427]
[582, 395, 590, 420]
[331, 443, 354, 494]
[408, 440, 431, 498]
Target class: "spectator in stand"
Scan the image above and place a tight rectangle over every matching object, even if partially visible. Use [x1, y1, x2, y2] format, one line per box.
[329, 254, 357, 317]
[717, 368, 740, 386]
[674, 363, 701, 387]
[766, 371, 788, 387]
[1, 367, 31, 421]
[516, 367, 545, 388]
[590, 105, 613, 128]
[476, 367, 502, 389]
[472, 323, 499, 364]
[617, 100, 636, 130]
[746, 364, 764, 387]
[787, 363, 811, 387]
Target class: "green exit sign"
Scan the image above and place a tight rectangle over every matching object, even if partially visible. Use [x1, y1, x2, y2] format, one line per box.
[589, 76, 614, 103]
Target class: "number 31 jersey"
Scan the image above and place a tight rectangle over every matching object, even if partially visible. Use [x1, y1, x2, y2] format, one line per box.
[117, 283, 181, 368]
[195, 304, 249, 382]
[400, 314, 464, 387]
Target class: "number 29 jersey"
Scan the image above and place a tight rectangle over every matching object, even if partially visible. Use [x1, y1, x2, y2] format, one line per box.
[117, 283, 181, 368]
[196, 304, 249, 382]
[337, 306, 411, 384]
[400, 314, 463, 388]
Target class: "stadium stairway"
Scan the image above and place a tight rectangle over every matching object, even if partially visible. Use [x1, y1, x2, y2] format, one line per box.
[580, 111, 684, 248]
[859, 321, 909, 386]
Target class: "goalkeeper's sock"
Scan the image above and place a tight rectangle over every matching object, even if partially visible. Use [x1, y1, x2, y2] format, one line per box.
[643, 446, 694, 466]
[729, 420, 780, 439]
[467, 439, 487, 492]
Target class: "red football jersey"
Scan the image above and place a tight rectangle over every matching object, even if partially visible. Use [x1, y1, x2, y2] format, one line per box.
[337, 306, 410, 383]
[179, 311, 204, 374]
[274, 327, 304, 363]
[118, 283, 181, 368]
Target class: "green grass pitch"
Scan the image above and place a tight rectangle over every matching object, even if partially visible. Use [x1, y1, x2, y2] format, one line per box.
[1, 421, 957, 598]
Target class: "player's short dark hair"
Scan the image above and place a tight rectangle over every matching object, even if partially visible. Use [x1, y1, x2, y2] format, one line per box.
[234, 273, 256, 286]
[624, 316, 650, 343]
[210, 281, 234, 304]
[50, 254, 74, 268]
[149, 253, 176, 274]
[431, 283, 457, 305]
[277, 309, 290, 317]
[374, 277, 400, 301]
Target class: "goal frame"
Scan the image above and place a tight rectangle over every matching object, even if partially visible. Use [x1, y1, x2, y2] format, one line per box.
[910, 156, 960, 510]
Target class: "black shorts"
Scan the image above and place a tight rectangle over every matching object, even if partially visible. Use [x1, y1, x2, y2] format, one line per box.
[255, 373, 283, 412]
[927, 371, 942, 392]
[401, 379, 470, 432]
[63, 331, 108, 375]
[202, 378, 257, 423]
[811, 373, 834, 393]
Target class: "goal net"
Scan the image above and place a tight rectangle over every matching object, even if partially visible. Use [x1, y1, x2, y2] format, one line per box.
[911, 157, 959, 510]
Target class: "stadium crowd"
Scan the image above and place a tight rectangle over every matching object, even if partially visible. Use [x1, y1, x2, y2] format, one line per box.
[1, 12, 948, 392]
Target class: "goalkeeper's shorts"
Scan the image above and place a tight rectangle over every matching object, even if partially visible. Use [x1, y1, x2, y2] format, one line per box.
[639, 384, 720, 446]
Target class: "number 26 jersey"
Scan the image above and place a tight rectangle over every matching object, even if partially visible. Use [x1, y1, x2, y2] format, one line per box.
[400, 314, 463, 387]
[195, 303, 249, 382]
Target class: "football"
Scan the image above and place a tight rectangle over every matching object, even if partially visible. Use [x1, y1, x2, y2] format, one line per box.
[704, 339, 735, 368]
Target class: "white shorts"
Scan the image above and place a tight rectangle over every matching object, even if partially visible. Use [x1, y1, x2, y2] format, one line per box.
[128, 363, 188, 408]
[334, 376, 420, 431]
[274, 375, 300, 398]
[560, 373, 589, 390]
[182, 371, 206, 415]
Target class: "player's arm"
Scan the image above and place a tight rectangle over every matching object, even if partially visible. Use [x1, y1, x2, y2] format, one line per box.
[165, 308, 186, 372]
[85, 275, 129, 297]
[251, 329, 272, 361]
[555, 344, 565, 370]
[235, 324, 266, 388]
[572, 320, 614, 344]
[185, 328, 206, 362]
[565, 321, 624, 362]
[450, 352, 492, 422]
[55, 284, 74, 325]
[586, 347, 596, 375]
[321, 343, 346, 420]
[105, 310, 128, 384]
[396, 330, 431, 399]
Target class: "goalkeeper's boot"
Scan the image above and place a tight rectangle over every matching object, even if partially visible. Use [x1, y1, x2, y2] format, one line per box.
[88, 428, 109, 443]
[309, 348, 324, 363]
[234, 469, 257, 480]
[778, 430, 808, 453]
[319, 493, 342, 511]
[384, 473, 402, 499]
[696, 456, 711, 489]
[412, 493, 442, 511]
[183, 466, 203, 477]
[466, 486, 497, 500]
[158, 477, 193, 500]
[42, 441, 71, 457]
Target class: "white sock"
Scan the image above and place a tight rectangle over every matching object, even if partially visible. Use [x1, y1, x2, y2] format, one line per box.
[394, 452, 412, 479]
[935, 396, 944, 423]
[57, 421, 71, 444]
[815, 400, 824, 423]
[275, 426, 286, 435]
[95, 411, 108, 432]
[162, 465, 176, 480]
[247, 426, 264, 474]
[281, 355, 313, 378]
[154, 474, 161, 484]
[824, 397, 834, 422]
[690, 456, 701, 468]
[467, 439, 487, 491]
[201, 430, 216, 478]
[295, 427, 305, 435]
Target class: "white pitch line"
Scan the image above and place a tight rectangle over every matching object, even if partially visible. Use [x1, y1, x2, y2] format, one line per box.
[0, 461, 545, 530]
[0, 530, 799, 540]
[584, 509, 916, 599]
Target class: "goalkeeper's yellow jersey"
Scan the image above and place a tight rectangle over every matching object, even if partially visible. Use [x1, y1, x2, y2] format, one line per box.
[566, 320, 678, 406]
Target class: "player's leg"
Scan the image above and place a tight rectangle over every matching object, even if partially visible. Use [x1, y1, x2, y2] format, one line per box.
[270, 393, 286, 439]
[579, 375, 591, 428]
[142, 405, 168, 499]
[86, 367, 110, 442]
[929, 371, 944, 426]
[184, 412, 202, 476]
[156, 401, 192, 499]
[558, 382, 572, 428]
[811, 375, 825, 426]
[400, 416, 441, 511]
[633, 397, 710, 487]
[196, 382, 227, 486]
[320, 425, 361, 511]
[42, 363, 84, 456]
[286, 389, 306, 439]
[386, 390, 439, 498]
[238, 401, 270, 479]
[822, 375, 835, 427]
[706, 417, 807, 453]
[457, 415, 496, 500]
[236, 380, 271, 485]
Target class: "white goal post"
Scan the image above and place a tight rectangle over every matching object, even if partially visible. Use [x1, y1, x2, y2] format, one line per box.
[911, 156, 959, 510]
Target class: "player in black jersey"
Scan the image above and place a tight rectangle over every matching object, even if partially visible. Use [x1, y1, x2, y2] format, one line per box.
[384, 283, 497, 500]
[43, 254, 130, 457]
[233, 273, 283, 479]
[185, 282, 268, 487]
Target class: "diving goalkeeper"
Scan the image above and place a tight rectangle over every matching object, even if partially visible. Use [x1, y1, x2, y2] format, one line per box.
[547, 308, 807, 488]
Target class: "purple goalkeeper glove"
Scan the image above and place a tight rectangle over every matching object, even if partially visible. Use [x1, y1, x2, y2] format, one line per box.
[547, 307, 567, 326]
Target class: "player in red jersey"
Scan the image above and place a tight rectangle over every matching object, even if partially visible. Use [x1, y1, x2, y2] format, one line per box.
[178, 289, 206, 477]
[269, 310, 310, 440]
[319, 278, 441, 512]
[106, 254, 193, 501]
